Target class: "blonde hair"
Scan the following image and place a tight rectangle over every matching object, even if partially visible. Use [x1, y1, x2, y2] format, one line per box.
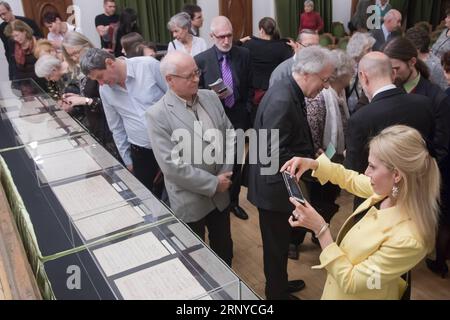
[61, 31, 94, 70]
[34, 39, 54, 58]
[4, 19, 34, 40]
[370, 125, 440, 252]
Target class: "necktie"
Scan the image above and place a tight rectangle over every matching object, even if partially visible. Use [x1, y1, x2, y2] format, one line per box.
[221, 54, 235, 108]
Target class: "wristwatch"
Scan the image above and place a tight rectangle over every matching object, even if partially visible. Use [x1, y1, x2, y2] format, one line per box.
[85, 97, 91, 105]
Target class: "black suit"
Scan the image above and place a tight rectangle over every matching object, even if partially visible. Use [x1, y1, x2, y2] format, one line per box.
[247, 75, 314, 300]
[370, 27, 400, 52]
[414, 76, 450, 167]
[0, 16, 43, 80]
[344, 88, 435, 174]
[195, 45, 253, 208]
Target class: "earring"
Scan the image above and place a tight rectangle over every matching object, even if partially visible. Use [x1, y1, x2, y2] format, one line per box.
[392, 184, 399, 198]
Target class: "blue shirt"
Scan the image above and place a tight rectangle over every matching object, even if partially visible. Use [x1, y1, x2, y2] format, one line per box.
[99, 57, 168, 165]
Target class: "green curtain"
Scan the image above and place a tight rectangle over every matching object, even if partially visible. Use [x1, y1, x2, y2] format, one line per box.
[115, 0, 196, 44]
[275, 0, 333, 39]
[390, 0, 443, 28]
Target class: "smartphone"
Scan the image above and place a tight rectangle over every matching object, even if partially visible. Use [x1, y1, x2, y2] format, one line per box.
[282, 171, 306, 205]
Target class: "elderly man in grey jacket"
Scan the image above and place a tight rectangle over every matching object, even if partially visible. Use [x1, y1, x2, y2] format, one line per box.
[146, 51, 235, 266]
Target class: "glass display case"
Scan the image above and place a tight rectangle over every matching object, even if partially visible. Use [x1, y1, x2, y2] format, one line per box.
[0, 79, 259, 300]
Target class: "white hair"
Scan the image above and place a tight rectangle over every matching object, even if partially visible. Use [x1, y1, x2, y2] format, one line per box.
[346, 32, 376, 61]
[35, 54, 61, 78]
[167, 12, 191, 31]
[292, 45, 333, 74]
[304, 0, 314, 7]
[330, 49, 355, 81]
[160, 51, 188, 77]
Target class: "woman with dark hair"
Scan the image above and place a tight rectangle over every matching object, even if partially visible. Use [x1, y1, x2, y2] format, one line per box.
[114, 8, 139, 57]
[432, 8, 450, 59]
[405, 27, 447, 91]
[120, 32, 144, 56]
[239, 17, 293, 117]
[385, 38, 450, 279]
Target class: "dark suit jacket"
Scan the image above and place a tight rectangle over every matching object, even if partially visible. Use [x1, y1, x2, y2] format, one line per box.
[414, 76, 450, 168]
[194, 45, 252, 130]
[370, 27, 400, 52]
[344, 88, 435, 174]
[247, 75, 315, 213]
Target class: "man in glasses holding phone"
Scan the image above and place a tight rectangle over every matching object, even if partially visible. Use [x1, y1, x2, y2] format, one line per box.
[195, 16, 253, 221]
[248, 46, 334, 300]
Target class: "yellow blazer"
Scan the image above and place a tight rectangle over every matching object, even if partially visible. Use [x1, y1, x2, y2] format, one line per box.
[311, 155, 427, 300]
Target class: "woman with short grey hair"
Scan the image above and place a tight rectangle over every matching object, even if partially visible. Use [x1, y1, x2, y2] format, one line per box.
[346, 32, 375, 113]
[35, 54, 69, 81]
[167, 12, 207, 56]
[323, 50, 354, 157]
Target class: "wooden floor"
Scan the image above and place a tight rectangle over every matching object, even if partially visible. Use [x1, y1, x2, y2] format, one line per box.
[229, 188, 450, 300]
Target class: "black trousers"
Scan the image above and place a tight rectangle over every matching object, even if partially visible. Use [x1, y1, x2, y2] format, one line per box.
[130, 144, 162, 198]
[259, 208, 292, 300]
[188, 209, 233, 267]
[225, 104, 250, 207]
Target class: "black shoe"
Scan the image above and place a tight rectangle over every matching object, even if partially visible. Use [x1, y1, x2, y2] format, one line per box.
[231, 206, 249, 220]
[288, 280, 306, 293]
[288, 294, 301, 300]
[426, 258, 449, 279]
[288, 244, 299, 260]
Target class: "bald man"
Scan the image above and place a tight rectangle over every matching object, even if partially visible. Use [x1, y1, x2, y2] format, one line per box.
[146, 51, 235, 266]
[194, 16, 253, 220]
[344, 51, 435, 174]
[370, 9, 402, 51]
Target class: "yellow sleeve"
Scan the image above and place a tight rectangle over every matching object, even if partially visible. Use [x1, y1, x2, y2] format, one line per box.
[312, 237, 426, 295]
[312, 154, 375, 199]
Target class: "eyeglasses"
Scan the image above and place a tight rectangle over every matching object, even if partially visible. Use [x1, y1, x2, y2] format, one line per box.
[170, 69, 202, 81]
[213, 33, 233, 40]
[314, 73, 330, 84]
[298, 42, 315, 48]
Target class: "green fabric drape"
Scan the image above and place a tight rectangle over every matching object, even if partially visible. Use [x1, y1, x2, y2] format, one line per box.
[115, 0, 196, 44]
[275, 0, 333, 39]
[390, 0, 443, 28]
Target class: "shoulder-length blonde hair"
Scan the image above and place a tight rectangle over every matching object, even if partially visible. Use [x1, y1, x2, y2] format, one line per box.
[369, 125, 440, 252]
[62, 31, 94, 70]
[4, 19, 34, 40]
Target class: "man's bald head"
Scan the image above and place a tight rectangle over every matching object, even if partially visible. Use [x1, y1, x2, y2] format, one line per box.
[384, 9, 402, 32]
[210, 16, 233, 34]
[210, 16, 234, 52]
[160, 51, 194, 77]
[359, 51, 393, 80]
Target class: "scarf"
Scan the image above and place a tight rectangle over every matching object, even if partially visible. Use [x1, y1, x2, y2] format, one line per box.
[322, 87, 349, 155]
[14, 39, 33, 66]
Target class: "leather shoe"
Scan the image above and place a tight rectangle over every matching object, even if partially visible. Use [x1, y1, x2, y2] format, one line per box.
[288, 244, 299, 260]
[288, 280, 306, 293]
[231, 206, 249, 220]
[288, 294, 301, 300]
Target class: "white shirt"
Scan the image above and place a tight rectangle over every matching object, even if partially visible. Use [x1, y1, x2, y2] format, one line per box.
[381, 23, 390, 42]
[99, 57, 168, 165]
[372, 84, 397, 100]
[47, 23, 82, 43]
[168, 36, 208, 57]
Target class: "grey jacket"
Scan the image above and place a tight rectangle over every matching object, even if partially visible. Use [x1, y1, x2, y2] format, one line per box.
[146, 89, 234, 223]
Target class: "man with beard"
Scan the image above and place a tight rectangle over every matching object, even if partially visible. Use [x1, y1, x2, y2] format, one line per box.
[344, 51, 435, 175]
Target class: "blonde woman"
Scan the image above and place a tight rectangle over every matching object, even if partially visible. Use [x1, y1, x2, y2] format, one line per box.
[281, 125, 440, 300]
[60, 31, 116, 156]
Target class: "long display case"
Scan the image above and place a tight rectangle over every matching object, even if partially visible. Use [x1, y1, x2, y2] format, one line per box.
[0, 79, 258, 300]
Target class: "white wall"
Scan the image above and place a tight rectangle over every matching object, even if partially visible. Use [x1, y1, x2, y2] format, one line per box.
[73, 0, 104, 48]
[252, 0, 276, 36]
[197, 0, 219, 46]
[333, 0, 352, 32]
[0, 0, 25, 81]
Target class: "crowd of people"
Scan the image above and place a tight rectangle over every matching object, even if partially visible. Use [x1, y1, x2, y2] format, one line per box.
[1, 0, 450, 300]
